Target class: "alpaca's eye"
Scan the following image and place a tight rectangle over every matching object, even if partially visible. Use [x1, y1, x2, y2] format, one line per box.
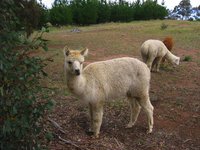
[80, 62, 83, 65]
[68, 61, 72, 65]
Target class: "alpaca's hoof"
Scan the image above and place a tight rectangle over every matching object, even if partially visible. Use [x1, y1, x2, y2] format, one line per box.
[146, 128, 153, 134]
[86, 129, 94, 136]
[125, 123, 133, 128]
[91, 133, 99, 139]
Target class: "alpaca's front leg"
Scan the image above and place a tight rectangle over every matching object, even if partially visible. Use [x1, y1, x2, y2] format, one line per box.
[91, 102, 104, 138]
[88, 103, 94, 133]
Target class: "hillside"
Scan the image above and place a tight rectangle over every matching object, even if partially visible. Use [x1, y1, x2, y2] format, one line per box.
[41, 20, 200, 149]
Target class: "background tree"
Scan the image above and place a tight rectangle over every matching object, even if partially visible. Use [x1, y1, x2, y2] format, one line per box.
[97, 0, 111, 23]
[71, 0, 98, 25]
[132, 0, 167, 20]
[50, 0, 72, 25]
[161, 0, 165, 6]
[173, 0, 192, 18]
[48, 0, 168, 25]
[14, 0, 48, 36]
[110, 1, 133, 22]
[38, 0, 50, 27]
[132, 0, 142, 20]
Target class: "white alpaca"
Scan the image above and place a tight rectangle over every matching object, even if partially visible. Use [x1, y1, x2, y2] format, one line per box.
[63, 46, 154, 137]
[140, 39, 180, 72]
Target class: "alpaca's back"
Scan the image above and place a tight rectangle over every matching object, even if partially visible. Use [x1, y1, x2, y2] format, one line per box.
[140, 40, 169, 62]
[140, 39, 171, 71]
[140, 39, 179, 72]
[82, 57, 150, 101]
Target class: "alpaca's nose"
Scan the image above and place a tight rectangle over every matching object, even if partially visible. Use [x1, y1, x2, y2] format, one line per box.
[75, 69, 80, 75]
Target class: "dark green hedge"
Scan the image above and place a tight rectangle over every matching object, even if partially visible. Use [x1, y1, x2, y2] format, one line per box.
[48, 0, 168, 25]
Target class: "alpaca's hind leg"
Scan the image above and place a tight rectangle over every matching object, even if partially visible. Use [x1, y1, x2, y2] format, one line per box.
[126, 98, 141, 128]
[91, 102, 104, 138]
[138, 95, 154, 133]
[152, 58, 159, 72]
[146, 57, 155, 71]
[141, 54, 147, 64]
[155, 57, 162, 72]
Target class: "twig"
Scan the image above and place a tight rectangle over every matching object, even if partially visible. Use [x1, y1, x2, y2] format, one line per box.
[42, 86, 57, 90]
[48, 117, 66, 134]
[48, 117, 91, 150]
[114, 138, 123, 150]
[53, 133, 83, 150]
[183, 139, 192, 143]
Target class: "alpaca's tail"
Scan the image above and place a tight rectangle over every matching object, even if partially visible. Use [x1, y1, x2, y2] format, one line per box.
[163, 37, 173, 51]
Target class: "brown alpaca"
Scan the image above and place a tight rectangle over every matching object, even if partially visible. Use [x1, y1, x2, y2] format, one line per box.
[162, 37, 174, 63]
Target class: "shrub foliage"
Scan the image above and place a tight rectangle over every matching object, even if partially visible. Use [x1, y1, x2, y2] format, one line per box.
[0, 0, 53, 149]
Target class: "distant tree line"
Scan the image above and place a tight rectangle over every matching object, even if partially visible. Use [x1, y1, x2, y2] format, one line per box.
[47, 0, 168, 26]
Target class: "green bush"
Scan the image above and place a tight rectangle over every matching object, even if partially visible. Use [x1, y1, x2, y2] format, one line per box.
[183, 55, 192, 61]
[160, 22, 168, 30]
[0, 0, 53, 149]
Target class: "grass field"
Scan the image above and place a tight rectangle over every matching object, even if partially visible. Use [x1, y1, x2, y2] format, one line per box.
[40, 20, 200, 149]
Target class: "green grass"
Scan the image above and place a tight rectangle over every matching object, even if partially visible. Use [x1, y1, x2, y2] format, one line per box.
[39, 20, 200, 89]
[45, 20, 200, 54]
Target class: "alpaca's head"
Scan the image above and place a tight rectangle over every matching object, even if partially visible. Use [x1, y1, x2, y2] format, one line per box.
[172, 56, 180, 66]
[63, 46, 88, 76]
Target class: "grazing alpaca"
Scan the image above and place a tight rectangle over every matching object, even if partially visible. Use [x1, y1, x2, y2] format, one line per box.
[141, 39, 180, 72]
[162, 37, 174, 63]
[63, 46, 154, 138]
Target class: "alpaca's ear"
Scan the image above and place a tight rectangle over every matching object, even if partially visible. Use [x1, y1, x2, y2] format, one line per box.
[65, 50, 70, 56]
[63, 46, 70, 56]
[81, 48, 88, 56]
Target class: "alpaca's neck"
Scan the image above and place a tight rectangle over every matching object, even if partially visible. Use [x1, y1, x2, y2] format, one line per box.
[165, 51, 177, 63]
[66, 73, 86, 97]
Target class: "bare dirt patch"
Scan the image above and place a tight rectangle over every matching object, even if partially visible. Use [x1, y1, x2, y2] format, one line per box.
[47, 50, 200, 150]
